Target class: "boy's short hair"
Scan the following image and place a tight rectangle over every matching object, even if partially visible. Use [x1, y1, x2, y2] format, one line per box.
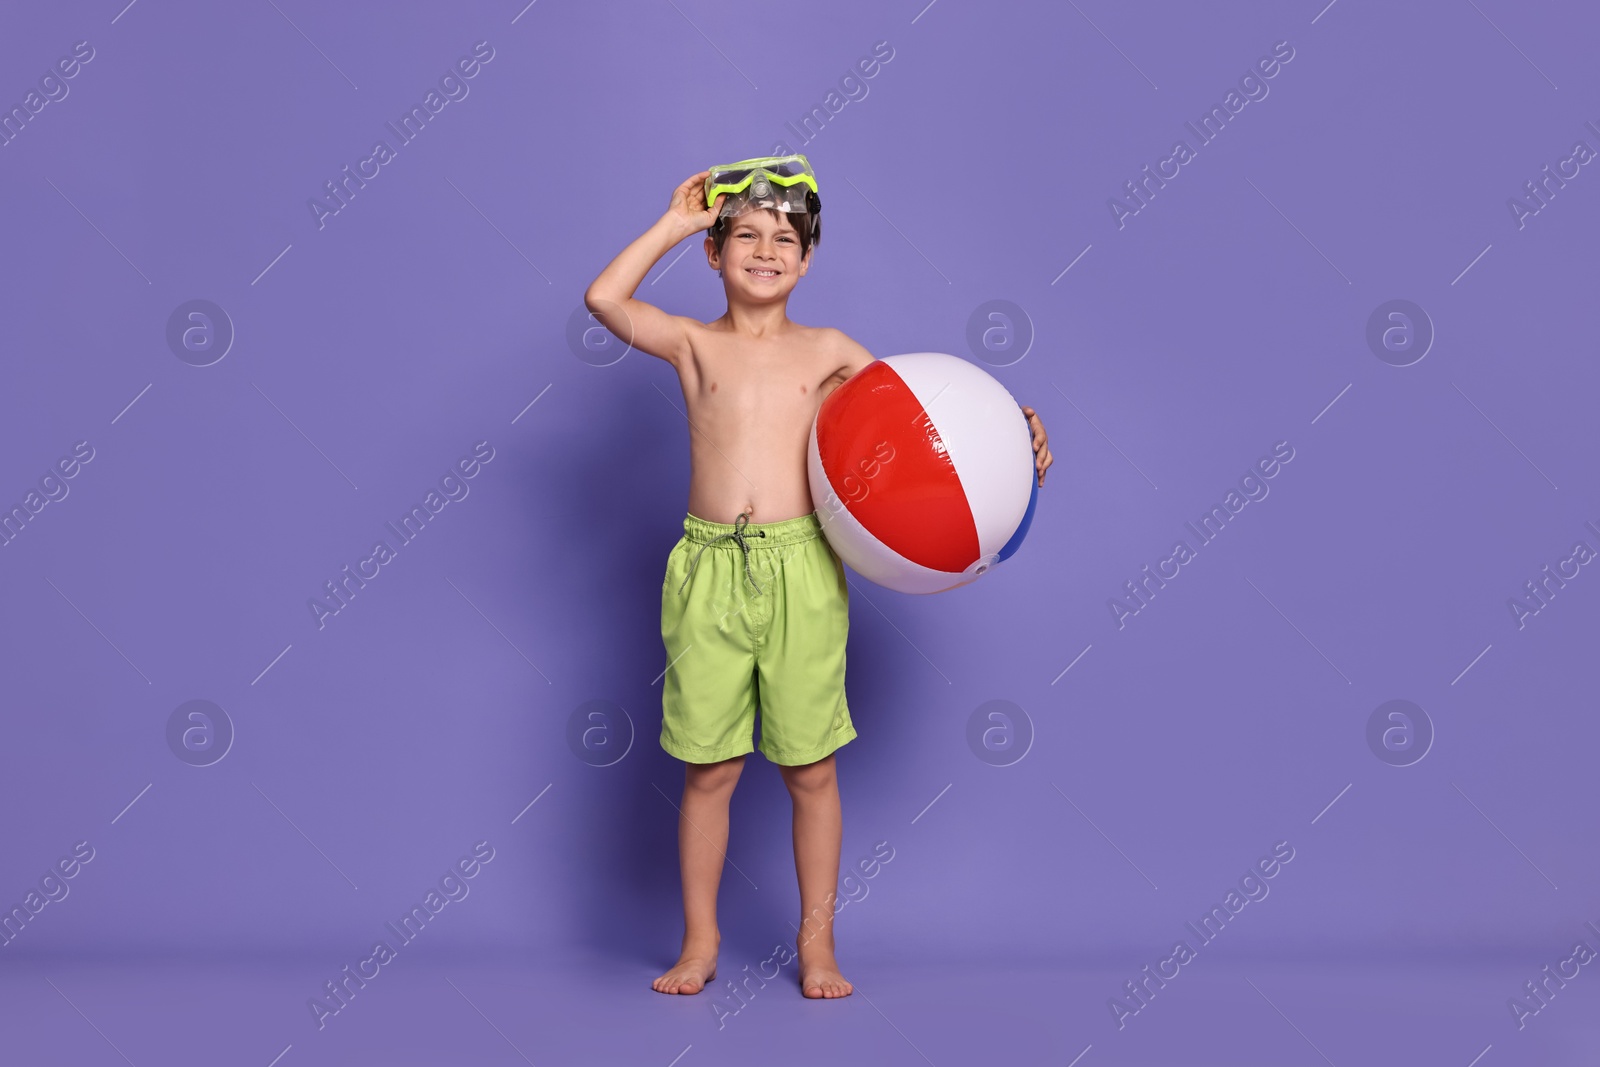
[709, 202, 822, 260]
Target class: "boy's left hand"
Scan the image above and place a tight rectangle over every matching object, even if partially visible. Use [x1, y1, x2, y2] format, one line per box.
[1021, 405, 1053, 487]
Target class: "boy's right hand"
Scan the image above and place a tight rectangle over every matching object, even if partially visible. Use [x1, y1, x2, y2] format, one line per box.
[666, 171, 725, 235]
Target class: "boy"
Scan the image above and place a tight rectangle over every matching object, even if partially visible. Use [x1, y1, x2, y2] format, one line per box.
[583, 162, 1053, 1000]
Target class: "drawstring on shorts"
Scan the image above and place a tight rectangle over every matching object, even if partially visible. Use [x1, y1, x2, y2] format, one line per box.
[678, 512, 768, 597]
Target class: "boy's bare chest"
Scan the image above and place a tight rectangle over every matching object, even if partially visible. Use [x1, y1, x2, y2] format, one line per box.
[683, 376, 823, 439]
[682, 346, 836, 418]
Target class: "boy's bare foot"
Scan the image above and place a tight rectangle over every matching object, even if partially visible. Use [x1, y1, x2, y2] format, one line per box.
[653, 938, 719, 994]
[797, 942, 853, 999]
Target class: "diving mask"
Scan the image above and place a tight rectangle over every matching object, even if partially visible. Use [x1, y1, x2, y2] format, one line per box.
[705, 154, 819, 234]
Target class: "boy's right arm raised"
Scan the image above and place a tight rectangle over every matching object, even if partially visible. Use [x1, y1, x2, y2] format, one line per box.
[583, 171, 725, 366]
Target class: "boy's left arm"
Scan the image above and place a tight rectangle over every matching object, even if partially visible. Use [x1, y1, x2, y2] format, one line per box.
[1021, 406, 1053, 487]
[820, 328, 876, 402]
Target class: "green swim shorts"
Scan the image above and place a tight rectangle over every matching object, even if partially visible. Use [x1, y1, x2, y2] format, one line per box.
[660, 511, 856, 766]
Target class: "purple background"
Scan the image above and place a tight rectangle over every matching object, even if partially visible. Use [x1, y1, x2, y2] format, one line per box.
[3, 0, 1598, 1063]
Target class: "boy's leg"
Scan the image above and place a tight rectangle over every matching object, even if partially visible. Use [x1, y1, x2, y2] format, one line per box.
[740, 514, 854, 997]
[779, 753, 854, 999]
[653, 754, 746, 995]
[660, 518, 761, 764]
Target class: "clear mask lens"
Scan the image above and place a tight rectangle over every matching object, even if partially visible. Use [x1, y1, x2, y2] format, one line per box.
[719, 182, 809, 220]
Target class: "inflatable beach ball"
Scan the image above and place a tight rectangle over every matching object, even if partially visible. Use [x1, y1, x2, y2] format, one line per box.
[807, 352, 1039, 594]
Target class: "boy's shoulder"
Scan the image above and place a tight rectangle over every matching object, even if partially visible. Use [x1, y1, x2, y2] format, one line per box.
[820, 327, 875, 378]
[786, 324, 867, 360]
[788, 325, 874, 380]
[796, 323, 845, 354]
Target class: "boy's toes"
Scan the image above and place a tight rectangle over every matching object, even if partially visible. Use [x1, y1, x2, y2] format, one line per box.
[801, 969, 853, 998]
[652, 961, 715, 994]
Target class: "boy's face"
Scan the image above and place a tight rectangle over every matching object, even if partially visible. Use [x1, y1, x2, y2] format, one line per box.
[707, 209, 811, 300]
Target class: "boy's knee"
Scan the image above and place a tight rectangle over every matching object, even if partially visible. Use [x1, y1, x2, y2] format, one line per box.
[686, 756, 744, 792]
[781, 756, 836, 794]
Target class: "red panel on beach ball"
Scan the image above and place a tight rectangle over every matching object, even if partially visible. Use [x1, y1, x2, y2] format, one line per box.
[815, 360, 981, 573]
